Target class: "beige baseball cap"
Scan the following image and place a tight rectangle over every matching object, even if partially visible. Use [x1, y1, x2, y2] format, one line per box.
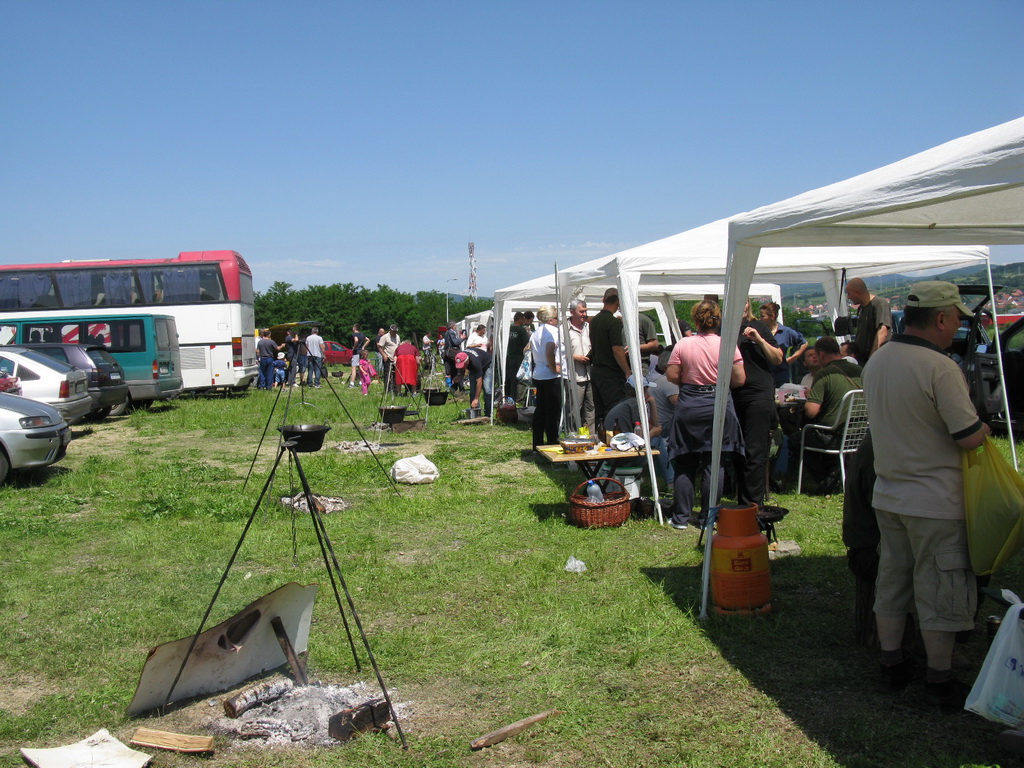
[906, 281, 972, 317]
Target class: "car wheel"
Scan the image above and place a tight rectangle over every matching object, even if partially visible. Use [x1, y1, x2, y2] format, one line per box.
[86, 407, 113, 422]
[109, 398, 132, 417]
[0, 450, 9, 485]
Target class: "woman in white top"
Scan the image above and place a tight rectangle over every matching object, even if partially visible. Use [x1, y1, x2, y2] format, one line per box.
[530, 305, 563, 451]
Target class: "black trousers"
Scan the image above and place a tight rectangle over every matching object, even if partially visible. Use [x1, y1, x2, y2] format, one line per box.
[733, 394, 775, 507]
[505, 358, 522, 401]
[532, 377, 562, 449]
[591, 369, 626, 425]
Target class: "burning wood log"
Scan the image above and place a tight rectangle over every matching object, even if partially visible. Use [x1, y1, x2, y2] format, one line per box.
[327, 698, 392, 742]
[222, 679, 294, 718]
[470, 708, 562, 750]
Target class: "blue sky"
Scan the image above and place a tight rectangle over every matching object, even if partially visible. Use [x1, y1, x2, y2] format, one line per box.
[2, 1, 1022, 298]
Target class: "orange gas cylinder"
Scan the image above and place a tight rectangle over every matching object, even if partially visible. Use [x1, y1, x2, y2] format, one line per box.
[710, 503, 772, 616]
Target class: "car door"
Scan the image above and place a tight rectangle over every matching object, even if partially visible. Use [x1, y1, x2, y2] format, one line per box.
[985, 317, 1024, 430]
[951, 286, 1002, 423]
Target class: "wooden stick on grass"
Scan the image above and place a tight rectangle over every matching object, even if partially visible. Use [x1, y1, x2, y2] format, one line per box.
[470, 709, 562, 750]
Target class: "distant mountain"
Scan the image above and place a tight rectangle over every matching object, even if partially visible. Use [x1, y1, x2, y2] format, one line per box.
[781, 261, 1024, 308]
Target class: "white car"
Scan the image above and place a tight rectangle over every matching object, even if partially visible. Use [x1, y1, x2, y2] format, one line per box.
[0, 348, 92, 425]
[0, 392, 70, 483]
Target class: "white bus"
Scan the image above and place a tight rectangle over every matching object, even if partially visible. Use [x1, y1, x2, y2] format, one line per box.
[0, 250, 257, 391]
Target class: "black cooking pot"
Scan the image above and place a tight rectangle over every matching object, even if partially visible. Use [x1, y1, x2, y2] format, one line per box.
[422, 388, 449, 406]
[379, 406, 408, 424]
[279, 424, 331, 452]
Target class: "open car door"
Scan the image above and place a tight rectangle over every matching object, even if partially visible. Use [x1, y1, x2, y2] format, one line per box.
[985, 316, 1024, 431]
[952, 285, 1022, 431]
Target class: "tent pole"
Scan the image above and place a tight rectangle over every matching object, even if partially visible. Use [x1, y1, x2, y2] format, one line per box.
[985, 260, 1018, 469]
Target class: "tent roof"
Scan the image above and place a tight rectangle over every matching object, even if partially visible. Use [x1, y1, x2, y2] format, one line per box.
[565, 218, 989, 288]
[729, 116, 1024, 249]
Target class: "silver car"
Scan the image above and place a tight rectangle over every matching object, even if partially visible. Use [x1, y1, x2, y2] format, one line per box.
[0, 392, 70, 483]
[0, 348, 92, 425]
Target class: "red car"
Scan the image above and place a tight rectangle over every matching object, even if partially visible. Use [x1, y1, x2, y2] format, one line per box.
[0, 374, 22, 395]
[323, 341, 354, 366]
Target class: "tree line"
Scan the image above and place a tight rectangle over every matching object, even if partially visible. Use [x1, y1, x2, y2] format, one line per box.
[254, 281, 494, 343]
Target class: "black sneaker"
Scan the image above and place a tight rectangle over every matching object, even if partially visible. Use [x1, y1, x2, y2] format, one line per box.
[925, 677, 971, 711]
[879, 657, 921, 692]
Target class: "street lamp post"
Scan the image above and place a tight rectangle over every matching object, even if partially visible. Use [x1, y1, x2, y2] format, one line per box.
[445, 278, 458, 324]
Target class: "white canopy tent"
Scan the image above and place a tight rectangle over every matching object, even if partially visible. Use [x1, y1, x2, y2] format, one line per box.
[491, 268, 705, 410]
[703, 114, 1024, 618]
[556, 219, 986, 524]
[492, 267, 781, 518]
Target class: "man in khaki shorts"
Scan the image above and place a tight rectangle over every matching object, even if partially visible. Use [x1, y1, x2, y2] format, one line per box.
[864, 281, 988, 709]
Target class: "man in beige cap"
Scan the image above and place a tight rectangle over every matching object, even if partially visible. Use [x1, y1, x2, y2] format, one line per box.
[864, 280, 988, 710]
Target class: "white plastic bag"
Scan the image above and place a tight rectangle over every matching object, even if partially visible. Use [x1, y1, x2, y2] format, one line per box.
[610, 432, 645, 451]
[516, 357, 532, 384]
[966, 594, 1024, 725]
[390, 454, 440, 484]
[564, 556, 587, 573]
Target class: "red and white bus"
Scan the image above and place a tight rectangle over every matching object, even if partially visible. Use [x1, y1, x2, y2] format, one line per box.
[0, 250, 258, 391]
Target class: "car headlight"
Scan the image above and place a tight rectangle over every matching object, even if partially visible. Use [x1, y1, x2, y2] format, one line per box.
[19, 414, 55, 428]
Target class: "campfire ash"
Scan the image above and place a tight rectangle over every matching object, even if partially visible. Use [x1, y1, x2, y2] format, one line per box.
[335, 440, 385, 453]
[280, 494, 351, 514]
[210, 682, 402, 747]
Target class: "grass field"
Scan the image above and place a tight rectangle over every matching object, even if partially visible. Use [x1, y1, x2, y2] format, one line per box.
[1, 378, 1022, 768]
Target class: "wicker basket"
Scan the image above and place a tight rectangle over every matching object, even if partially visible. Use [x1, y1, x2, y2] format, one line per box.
[568, 477, 630, 528]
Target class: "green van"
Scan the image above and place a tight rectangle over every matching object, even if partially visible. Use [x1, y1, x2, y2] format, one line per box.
[0, 313, 183, 412]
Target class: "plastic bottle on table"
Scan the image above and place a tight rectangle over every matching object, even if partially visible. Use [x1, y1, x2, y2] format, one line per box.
[586, 480, 605, 503]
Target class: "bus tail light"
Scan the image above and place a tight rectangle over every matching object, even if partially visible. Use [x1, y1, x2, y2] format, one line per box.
[153, 360, 159, 380]
[232, 337, 243, 368]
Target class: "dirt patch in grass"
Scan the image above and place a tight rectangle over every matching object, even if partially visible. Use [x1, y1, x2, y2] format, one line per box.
[0, 672, 57, 716]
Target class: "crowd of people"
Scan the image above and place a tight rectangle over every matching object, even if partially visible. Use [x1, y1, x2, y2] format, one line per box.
[254, 325, 325, 390]
[256, 277, 985, 710]
[501, 278, 985, 711]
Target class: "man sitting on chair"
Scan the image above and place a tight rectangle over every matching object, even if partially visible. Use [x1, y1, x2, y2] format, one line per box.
[793, 336, 863, 492]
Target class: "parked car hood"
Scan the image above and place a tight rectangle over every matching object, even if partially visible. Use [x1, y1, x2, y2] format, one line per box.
[0, 392, 64, 422]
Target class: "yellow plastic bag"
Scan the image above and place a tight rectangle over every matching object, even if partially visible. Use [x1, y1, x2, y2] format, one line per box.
[963, 437, 1024, 575]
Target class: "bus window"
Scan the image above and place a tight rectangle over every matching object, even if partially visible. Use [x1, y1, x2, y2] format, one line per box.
[84, 322, 111, 346]
[24, 324, 62, 343]
[0, 325, 15, 345]
[55, 271, 97, 307]
[0, 272, 57, 310]
[107, 320, 145, 352]
[197, 265, 226, 301]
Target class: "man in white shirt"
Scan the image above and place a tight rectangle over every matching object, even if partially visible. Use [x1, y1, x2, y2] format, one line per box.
[378, 324, 401, 393]
[304, 326, 325, 388]
[567, 300, 595, 434]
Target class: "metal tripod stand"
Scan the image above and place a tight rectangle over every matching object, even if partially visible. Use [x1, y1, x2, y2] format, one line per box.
[164, 438, 407, 748]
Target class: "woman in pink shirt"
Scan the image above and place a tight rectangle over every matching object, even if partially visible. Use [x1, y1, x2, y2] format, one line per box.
[665, 300, 746, 529]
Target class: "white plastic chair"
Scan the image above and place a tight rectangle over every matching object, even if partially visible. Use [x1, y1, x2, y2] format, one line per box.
[797, 388, 868, 494]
